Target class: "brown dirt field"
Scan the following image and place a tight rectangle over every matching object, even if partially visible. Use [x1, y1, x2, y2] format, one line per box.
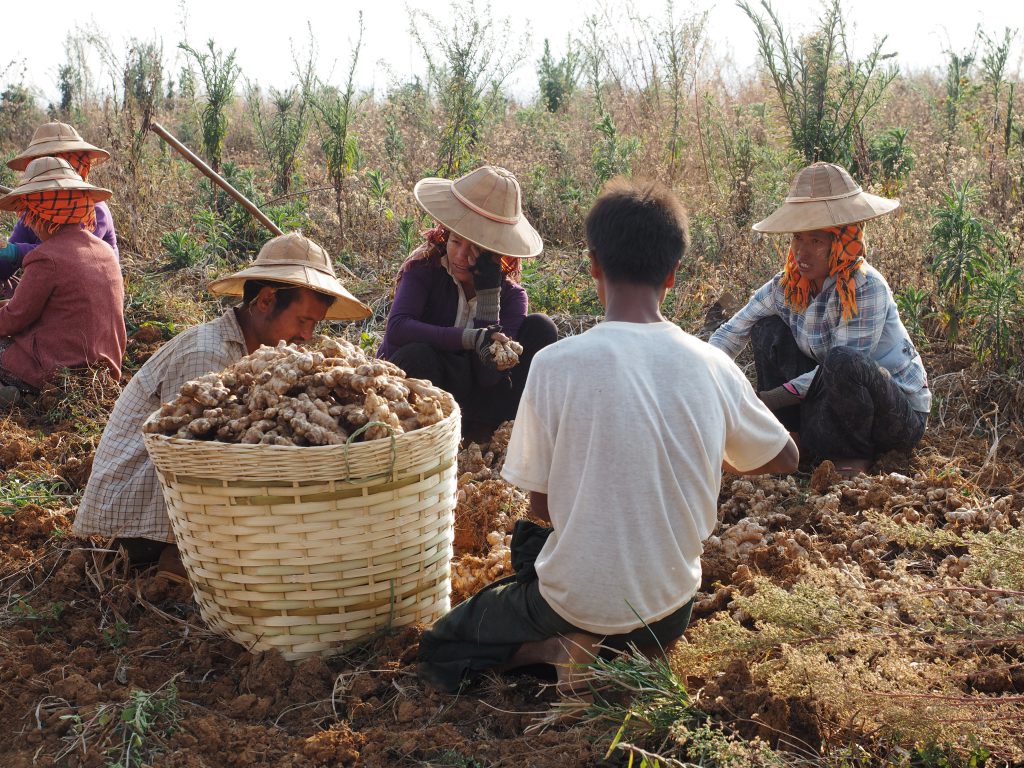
[2, 370, 1023, 765]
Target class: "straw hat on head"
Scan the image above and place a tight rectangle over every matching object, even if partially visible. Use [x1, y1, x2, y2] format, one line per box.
[7, 122, 111, 172]
[753, 162, 899, 233]
[206, 232, 371, 321]
[413, 165, 543, 258]
[0, 156, 111, 210]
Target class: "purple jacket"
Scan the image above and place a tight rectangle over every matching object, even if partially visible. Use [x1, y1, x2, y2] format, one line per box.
[4, 201, 119, 280]
[378, 257, 528, 361]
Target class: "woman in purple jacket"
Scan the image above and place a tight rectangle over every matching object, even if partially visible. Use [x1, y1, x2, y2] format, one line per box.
[2, 122, 119, 295]
[379, 165, 557, 434]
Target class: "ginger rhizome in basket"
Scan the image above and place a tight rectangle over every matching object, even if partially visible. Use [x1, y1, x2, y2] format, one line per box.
[143, 336, 453, 445]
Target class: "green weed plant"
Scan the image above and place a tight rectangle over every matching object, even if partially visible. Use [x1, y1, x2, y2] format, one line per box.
[178, 40, 240, 173]
[739, 0, 897, 166]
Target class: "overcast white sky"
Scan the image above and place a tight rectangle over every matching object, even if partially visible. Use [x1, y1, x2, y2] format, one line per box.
[5, 0, 1022, 102]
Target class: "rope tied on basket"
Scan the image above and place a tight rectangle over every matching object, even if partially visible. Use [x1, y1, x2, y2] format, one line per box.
[342, 421, 399, 482]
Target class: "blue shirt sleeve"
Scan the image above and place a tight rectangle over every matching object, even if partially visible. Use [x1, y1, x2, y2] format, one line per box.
[708, 276, 781, 358]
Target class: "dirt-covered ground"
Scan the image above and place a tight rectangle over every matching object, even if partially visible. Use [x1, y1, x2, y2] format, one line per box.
[1, 339, 1023, 766]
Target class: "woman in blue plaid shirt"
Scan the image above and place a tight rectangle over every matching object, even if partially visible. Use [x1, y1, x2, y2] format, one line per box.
[710, 163, 929, 478]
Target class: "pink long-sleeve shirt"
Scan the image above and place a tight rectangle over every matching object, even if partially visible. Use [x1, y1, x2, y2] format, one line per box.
[0, 227, 126, 389]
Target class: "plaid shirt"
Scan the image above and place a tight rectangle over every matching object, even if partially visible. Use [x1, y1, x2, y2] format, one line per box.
[74, 309, 247, 542]
[709, 262, 931, 413]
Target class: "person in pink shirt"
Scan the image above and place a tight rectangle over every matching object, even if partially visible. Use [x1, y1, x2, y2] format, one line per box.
[0, 157, 125, 404]
[1, 122, 119, 297]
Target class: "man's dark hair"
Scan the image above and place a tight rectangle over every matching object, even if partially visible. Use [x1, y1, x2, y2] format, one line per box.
[242, 280, 335, 316]
[584, 177, 690, 287]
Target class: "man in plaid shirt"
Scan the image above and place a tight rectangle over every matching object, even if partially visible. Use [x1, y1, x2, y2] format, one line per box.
[74, 233, 369, 580]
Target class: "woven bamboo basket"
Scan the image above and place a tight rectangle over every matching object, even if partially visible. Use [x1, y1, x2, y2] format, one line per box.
[142, 402, 460, 660]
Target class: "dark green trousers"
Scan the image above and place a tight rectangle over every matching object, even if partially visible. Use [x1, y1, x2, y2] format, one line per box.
[418, 520, 694, 692]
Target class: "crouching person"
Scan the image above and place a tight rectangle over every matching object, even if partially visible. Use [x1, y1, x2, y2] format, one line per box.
[73, 233, 369, 581]
[0, 157, 125, 404]
[417, 178, 798, 695]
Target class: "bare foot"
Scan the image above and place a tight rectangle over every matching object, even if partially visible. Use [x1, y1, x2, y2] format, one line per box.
[156, 544, 190, 586]
[504, 632, 603, 700]
[788, 431, 801, 452]
[552, 633, 602, 700]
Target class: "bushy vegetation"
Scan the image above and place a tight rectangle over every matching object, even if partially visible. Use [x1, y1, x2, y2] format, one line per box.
[2, 4, 1017, 370]
[1, 3, 1022, 764]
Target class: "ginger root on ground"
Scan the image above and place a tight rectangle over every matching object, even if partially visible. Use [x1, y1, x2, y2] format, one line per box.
[451, 531, 512, 599]
[145, 337, 454, 445]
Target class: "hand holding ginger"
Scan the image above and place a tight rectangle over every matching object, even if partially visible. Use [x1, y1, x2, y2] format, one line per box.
[488, 336, 524, 371]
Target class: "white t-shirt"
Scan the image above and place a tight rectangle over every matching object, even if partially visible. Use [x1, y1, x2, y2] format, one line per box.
[501, 321, 790, 634]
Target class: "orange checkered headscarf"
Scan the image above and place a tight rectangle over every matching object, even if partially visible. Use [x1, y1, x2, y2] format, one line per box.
[18, 190, 98, 236]
[59, 151, 94, 181]
[780, 223, 866, 321]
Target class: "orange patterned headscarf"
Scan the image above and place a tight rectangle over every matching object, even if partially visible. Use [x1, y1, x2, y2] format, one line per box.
[59, 151, 94, 181]
[18, 190, 98, 236]
[780, 224, 866, 321]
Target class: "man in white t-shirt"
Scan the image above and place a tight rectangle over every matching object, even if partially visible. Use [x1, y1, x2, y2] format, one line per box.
[418, 178, 798, 694]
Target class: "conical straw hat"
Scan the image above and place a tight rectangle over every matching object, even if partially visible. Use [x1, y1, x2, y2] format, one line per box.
[7, 122, 111, 172]
[0, 156, 111, 210]
[207, 232, 371, 321]
[414, 165, 543, 258]
[753, 162, 899, 233]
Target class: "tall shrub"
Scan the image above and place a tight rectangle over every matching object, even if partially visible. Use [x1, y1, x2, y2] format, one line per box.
[941, 45, 979, 172]
[869, 127, 914, 195]
[120, 40, 164, 178]
[967, 256, 1022, 372]
[178, 40, 240, 173]
[409, 0, 527, 176]
[647, 2, 708, 177]
[739, 0, 897, 166]
[592, 113, 641, 184]
[246, 37, 316, 196]
[927, 181, 995, 344]
[537, 38, 580, 113]
[310, 14, 364, 228]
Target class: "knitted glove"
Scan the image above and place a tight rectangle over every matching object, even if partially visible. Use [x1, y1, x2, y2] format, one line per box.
[474, 287, 501, 323]
[0, 243, 17, 262]
[758, 385, 802, 411]
[461, 324, 503, 367]
[471, 252, 503, 290]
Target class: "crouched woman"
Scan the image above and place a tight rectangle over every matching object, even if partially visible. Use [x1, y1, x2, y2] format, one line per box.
[0, 157, 126, 402]
[378, 166, 557, 434]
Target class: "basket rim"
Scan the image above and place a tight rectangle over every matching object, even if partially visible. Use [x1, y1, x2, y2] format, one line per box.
[142, 394, 460, 455]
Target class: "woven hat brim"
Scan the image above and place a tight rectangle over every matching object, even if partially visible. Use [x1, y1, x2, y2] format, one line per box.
[0, 178, 112, 211]
[207, 265, 371, 321]
[753, 191, 899, 233]
[414, 177, 543, 258]
[7, 143, 111, 172]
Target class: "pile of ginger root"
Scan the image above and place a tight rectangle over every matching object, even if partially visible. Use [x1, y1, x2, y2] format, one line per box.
[448, 421, 529, 602]
[143, 336, 454, 446]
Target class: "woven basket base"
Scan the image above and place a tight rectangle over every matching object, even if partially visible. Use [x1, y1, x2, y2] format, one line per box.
[145, 406, 461, 660]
